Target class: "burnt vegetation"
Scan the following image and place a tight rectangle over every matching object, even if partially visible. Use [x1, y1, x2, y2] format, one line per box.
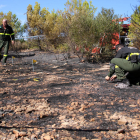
[0, 50, 140, 139]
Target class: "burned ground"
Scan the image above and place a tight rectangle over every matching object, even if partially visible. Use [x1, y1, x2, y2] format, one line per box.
[0, 50, 140, 139]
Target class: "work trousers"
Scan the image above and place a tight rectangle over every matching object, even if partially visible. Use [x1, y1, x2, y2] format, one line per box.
[0, 40, 10, 63]
[111, 58, 140, 84]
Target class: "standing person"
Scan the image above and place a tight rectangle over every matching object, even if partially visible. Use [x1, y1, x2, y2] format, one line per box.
[0, 19, 15, 65]
[105, 44, 140, 87]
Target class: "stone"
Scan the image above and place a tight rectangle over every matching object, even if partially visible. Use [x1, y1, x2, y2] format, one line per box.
[13, 130, 19, 138]
[61, 122, 69, 127]
[39, 111, 45, 119]
[59, 115, 66, 120]
[13, 123, 19, 127]
[68, 106, 74, 111]
[36, 103, 49, 110]
[31, 134, 37, 140]
[118, 118, 128, 125]
[110, 113, 120, 120]
[137, 98, 140, 105]
[26, 107, 35, 113]
[19, 131, 27, 137]
[90, 118, 95, 122]
[1, 121, 5, 124]
[43, 135, 52, 140]
[71, 102, 79, 107]
[79, 107, 84, 112]
[117, 133, 125, 139]
[11, 134, 16, 140]
[117, 129, 125, 134]
[15, 107, 24, 112]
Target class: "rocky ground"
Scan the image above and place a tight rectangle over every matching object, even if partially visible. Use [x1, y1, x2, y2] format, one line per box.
[0, 50, 140, 140]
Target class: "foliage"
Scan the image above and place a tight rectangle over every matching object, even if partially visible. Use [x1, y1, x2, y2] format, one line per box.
[61, 0, 120, 61]
[128, 6, 140, 48]
[25, 0, 121, 61]
[0, 1, 123, 62]
[61, 0, 97, 60]
[27, 2, 46, 36]
[26, 2, 65, 50]
[0, 11, 26, 38]
[95, 8, 121, 48]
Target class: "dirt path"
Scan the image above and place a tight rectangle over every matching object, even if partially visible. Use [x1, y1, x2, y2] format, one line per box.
[0, 50, 140, 139]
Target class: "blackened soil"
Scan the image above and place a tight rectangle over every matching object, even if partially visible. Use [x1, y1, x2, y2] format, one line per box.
[0, 50, 140, 139]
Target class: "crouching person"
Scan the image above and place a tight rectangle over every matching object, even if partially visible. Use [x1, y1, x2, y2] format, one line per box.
[105, 44, 140, 87]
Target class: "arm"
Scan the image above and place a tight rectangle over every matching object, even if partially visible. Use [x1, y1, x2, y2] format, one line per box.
[114, 49, 122, 58]
[105, 75, 117, 81]
[105, 48, 124, 81]
[105, 63, 116, 81]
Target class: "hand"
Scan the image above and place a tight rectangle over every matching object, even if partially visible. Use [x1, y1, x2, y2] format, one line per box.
[110, 75, 117, 81]
[105, 76, 110, 81]
[11, 40, 15, 46]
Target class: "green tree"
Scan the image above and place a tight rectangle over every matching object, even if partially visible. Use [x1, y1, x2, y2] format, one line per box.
[128, 6, 140, 48]
[26, 2, 48, 50]
[62, 0, 120, 61]
[61, 0, 97, 60]
[27, 2, 44, 36]
[25, 1, 121, 61]
[95, 8, 121, 49]
[26, 2, 63, 50]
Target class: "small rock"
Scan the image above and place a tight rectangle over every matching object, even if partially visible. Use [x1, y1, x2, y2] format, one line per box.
[43, 135, 52, 140]
[137, 99, 140, 105]
[90, 118, 95, 122]
[11, 134, 16, 140]
[59, 115, 66, 120]
[1, 121, 6, 125]
[61, 122, 69, 127]
[13, 123, 19, 127]
[15, 107, 24, 112]
[13, 130, 19, 138]
[110, 112, 120, 120]
[52, 124, 56, 127]
[31, 134, 37, 140]
[79, 107, 84, 112]
[19, 131, 27, 137]
[71, 102, 79, 107]
[26, 107, 35, 113]
[118, 118, 128, 125]
[118, 129, 125, 134]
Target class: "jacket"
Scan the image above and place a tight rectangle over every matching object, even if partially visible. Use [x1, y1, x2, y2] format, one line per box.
[115, 47, 140, 59]
[108, 47, 140, 77]
[0, 24, 15, 41]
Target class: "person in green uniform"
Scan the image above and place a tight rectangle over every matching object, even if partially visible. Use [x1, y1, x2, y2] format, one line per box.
[105, 44, 140, 86]
[0, 19, 15, 65]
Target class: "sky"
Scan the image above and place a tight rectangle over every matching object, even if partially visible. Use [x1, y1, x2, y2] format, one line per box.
[0, 0, 139, 25]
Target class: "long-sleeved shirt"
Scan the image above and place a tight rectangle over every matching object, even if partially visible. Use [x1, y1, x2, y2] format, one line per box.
[0, 24, 15, 41]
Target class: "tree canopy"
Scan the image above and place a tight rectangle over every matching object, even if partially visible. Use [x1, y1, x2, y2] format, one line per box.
[128, 6, 140, 48]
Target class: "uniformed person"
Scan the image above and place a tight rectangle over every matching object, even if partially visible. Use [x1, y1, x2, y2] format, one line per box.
[0, 19, 15, 65]
[105, 44, 140, 86]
